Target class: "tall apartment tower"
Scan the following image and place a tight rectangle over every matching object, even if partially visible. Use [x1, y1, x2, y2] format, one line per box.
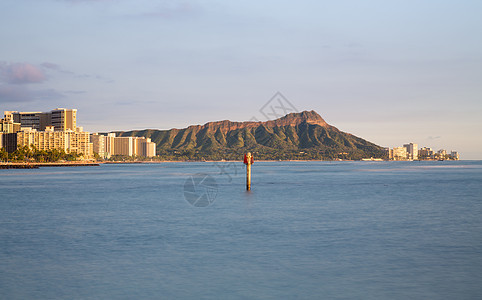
[5, 108, 76, 131]
[91, 133, 105, 158]
[16, 127, 93, 159]
[104, 133, 116, 158]
[9, 111, 45, 130]
[403, 143, 418, 160]
[51, 108, 77, 131]
[0, 113, 21, 133]
[114, 137, 134, 156]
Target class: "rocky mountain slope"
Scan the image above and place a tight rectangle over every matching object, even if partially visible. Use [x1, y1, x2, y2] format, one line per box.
[114, 110, 387, 160]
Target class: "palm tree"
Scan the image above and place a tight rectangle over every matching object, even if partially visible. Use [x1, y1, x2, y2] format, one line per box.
[0, 148, 8, 162]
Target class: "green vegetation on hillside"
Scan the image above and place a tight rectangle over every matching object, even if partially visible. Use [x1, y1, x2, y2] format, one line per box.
[115, 112, 387, 161]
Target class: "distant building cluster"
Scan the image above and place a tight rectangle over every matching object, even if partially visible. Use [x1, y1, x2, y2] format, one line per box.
[0, 108, 156, 160]
[388, 143, 459, 161]
[91, 133, 156, 159]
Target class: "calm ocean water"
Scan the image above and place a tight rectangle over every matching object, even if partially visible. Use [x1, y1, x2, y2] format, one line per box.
[1, 161, 482, 299]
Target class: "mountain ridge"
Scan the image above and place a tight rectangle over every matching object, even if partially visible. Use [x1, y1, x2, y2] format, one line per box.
[113, 110, 387, 160]
[156, 110, 331, 133]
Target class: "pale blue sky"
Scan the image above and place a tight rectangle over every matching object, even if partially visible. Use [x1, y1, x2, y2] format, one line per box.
[1, 0, 481, 158]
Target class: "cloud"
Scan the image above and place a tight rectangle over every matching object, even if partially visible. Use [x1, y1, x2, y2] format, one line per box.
[58, 0, 114, 3]
[65, 90, 87, 94]
[34, 89, 65, 100]
[135, 1, 199, 19]
[0, 84, 64, 103]
[41, 61, 75, 75]
[41, 62, 61, 70]
[40, 61, 110, 82]
[0, 62, 47, 84]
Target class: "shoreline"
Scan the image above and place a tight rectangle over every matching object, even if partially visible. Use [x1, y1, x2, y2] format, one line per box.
[1, 159, 467, 169]
[0, 162, 100, 169]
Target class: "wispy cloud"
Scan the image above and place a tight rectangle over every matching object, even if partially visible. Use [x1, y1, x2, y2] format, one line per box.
[0, 62, 47, 84]
[41, 62, 61, 71]
[65, 90, 87, 94]
[41, 61, 111, 82]
[0, 61, 109, 103]
[142, 2, 197, 18]
[41, 61, 76, 75]
[118, 1, 200, 20]
[55, 0, 199, 22]
[0, 61, 67, 103]
[0, 85, 64, 103]
[57, 0, 115, 3]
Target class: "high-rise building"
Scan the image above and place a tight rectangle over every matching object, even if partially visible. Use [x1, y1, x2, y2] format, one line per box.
[145, 138, 156, 157]
[2, 108, 92, 158]
[104, 133, 115, 158]
[403, 143, 418, 160]
[418, 147, 434, 159]
[5, 108, 77, 131]
[0, 114, 21, 133]
[133, 137, 156, 157]
[91, 133, 105, 158]
[3, 107, 157, 160]
[390, 147, 407, 160]
[8, 111, 46, 130]
[450, 151, 459, 160]
[16, 128, 93, 159]
[96, 133, 156, 158]
[51, 108, 77, 131]
[67, 131, 92, 158]
[114, 136, 134, 156]
[0, 133, 18, 153]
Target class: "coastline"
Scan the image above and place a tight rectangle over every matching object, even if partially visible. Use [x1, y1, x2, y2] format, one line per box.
[1, 159, 467, 169]
[0, 162, 100, 169]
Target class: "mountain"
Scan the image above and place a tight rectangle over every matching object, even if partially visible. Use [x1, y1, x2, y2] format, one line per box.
[114, 110, 387, 160]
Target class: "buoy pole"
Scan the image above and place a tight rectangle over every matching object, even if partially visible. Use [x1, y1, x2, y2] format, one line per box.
[244, 152, 253, 191]
[246, 162, 251, 191]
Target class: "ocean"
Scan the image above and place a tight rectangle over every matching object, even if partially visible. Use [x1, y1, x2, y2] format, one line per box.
[1, 161, 482, 299]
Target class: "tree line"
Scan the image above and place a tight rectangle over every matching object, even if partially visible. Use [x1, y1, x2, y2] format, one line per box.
[151, 147, 388, 161]
[0, 145, 82, 163]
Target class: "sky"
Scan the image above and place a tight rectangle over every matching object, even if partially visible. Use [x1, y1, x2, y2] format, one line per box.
[1, 0, 481, 159]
